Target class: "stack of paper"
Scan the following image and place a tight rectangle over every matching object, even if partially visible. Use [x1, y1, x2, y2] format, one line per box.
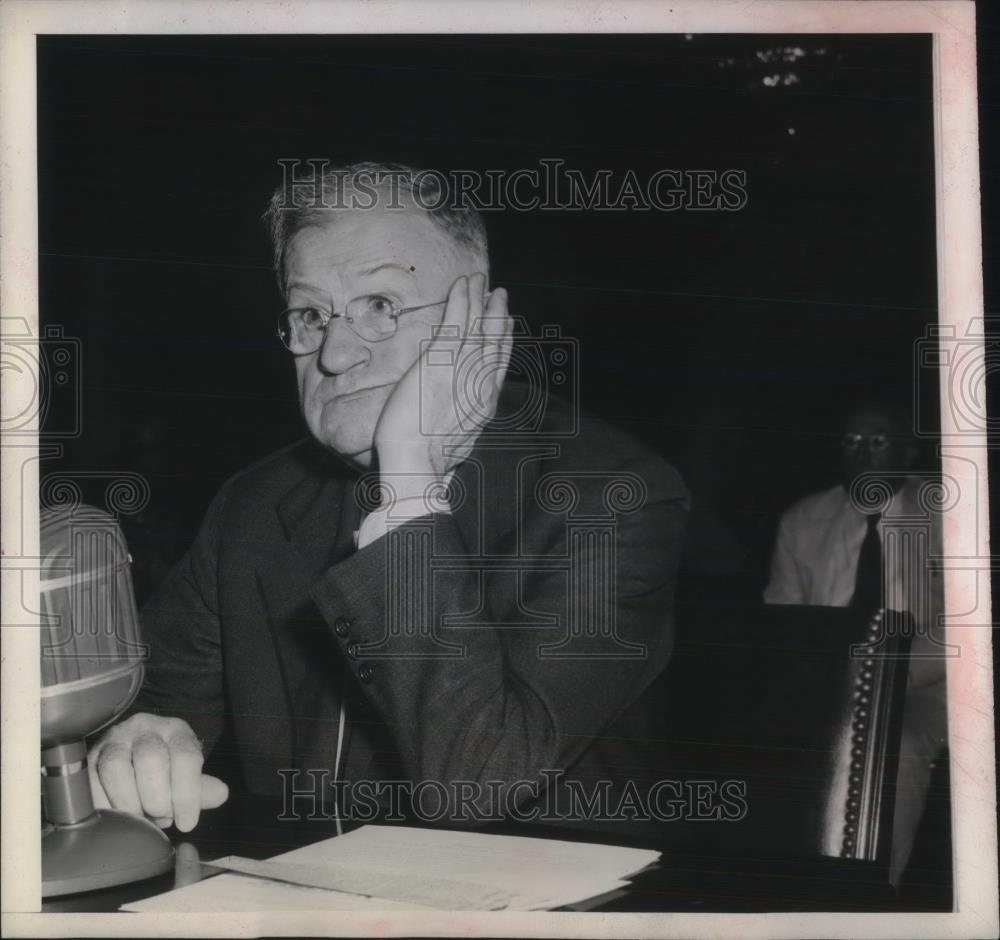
[122, 825, 659, 911]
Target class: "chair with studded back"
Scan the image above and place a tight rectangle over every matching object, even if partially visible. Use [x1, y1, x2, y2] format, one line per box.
[633, 603, 915, 907]
[817, 608, 914, 866]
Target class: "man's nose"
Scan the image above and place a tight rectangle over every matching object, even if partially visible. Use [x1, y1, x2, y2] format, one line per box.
[317, 317, 371, 374]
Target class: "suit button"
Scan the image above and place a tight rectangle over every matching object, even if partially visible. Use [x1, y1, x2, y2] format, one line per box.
[334, 617, 351, 638]
[358, 663, 375, 683]
[347, 642, 360, 660]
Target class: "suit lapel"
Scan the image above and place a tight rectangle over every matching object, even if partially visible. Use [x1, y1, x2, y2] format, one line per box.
[256, 452, 361, 775]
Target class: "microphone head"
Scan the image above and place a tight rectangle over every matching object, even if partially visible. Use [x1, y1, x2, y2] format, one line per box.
[39, 504, 175, 898]
[39, 504, 145, 745]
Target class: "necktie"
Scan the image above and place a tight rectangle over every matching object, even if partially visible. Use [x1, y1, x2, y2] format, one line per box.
[850, 512, 883, 613]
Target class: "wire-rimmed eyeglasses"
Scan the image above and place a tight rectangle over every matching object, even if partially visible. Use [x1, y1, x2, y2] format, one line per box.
[841, 432, 891, 454]
[277, 294, 448, 355]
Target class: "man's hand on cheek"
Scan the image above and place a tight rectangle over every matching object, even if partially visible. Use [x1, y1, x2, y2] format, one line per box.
[374, 272, 512, 486]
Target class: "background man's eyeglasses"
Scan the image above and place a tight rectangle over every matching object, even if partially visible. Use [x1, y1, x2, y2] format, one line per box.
[840, 432, 891, 454]
[277, 294, 447, 354]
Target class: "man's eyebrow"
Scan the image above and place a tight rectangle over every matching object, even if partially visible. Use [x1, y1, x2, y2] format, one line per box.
[358, 262, 413, 277]
[285, 281, 325, 296]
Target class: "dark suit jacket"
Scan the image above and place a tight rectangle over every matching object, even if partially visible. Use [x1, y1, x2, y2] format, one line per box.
[135, 386, 689, 826]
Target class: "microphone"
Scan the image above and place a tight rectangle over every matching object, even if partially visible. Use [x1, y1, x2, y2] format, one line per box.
[40, 504, 173, 897]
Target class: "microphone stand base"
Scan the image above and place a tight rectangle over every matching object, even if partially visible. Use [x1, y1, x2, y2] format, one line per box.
[42, 809, 174, 897]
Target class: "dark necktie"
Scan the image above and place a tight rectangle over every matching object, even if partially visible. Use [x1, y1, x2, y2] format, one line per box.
[850, 512, 883, 612]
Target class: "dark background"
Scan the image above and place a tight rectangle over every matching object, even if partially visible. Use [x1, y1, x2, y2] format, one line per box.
[37, 33, 941, 601]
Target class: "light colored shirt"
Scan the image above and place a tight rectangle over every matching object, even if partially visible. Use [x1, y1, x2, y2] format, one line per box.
[764, 476, 946, 688]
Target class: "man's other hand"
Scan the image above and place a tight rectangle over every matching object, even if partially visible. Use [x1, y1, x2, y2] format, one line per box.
[87, 713, 229, 832]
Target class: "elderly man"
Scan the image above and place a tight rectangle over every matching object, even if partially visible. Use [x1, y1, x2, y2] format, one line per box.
[87, 162, 689, 833]
[765, 398, 948, 887]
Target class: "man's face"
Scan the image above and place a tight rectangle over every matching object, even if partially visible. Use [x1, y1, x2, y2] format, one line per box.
[285, 203, 479, 468]
[840, 406, 916, 487]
